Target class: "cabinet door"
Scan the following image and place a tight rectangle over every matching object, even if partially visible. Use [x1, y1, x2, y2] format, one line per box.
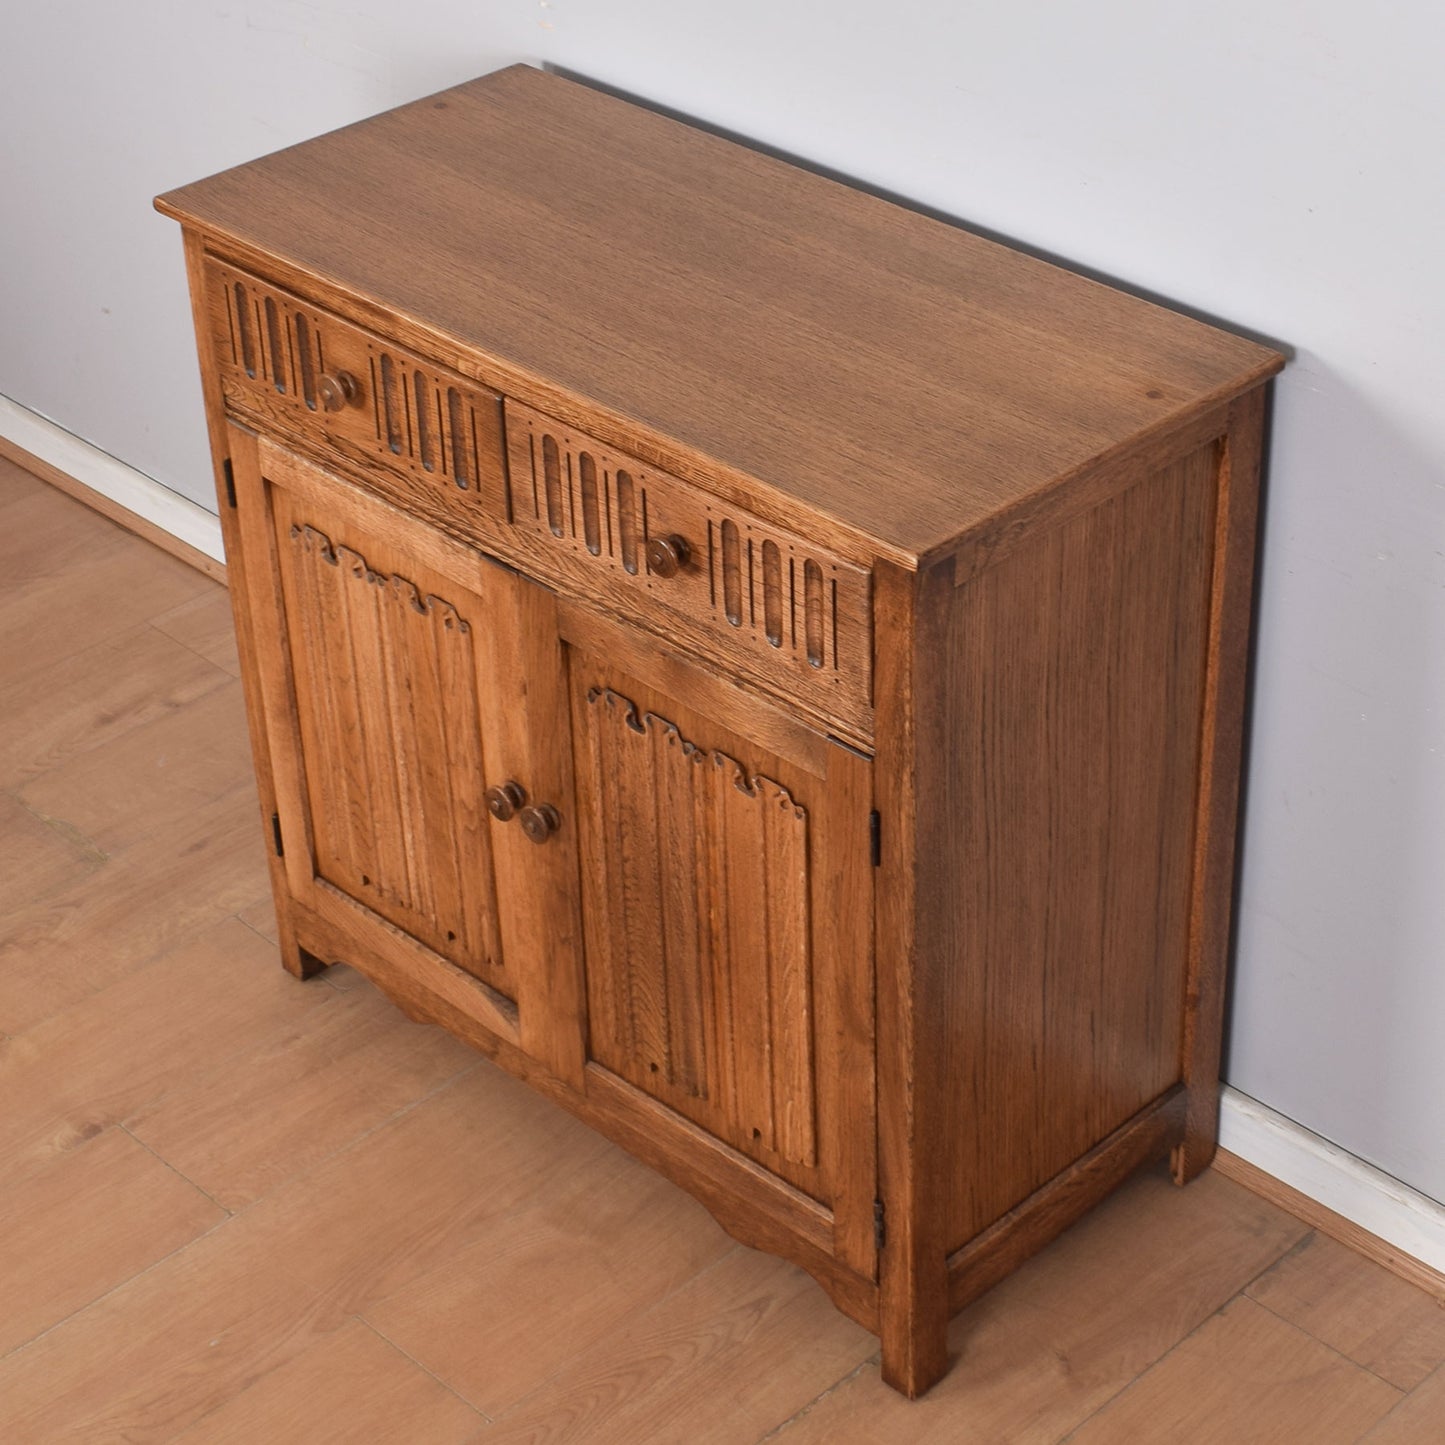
[561, 609, 877, 1273]
[228, 424, 585, 1084]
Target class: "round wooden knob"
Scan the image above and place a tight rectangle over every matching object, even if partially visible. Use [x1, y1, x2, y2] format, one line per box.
[318, 370, 361, 412]
[518, 803, 560, 844]
[645, 534, 690, 578]
[484, 781, 526, 821]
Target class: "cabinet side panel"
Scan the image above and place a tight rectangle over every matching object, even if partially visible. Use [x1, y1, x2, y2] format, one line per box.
[937, 441, 1220, 1250]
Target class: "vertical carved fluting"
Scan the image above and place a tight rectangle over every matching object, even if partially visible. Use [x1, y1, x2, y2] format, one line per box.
[282, 524, 506, 994]
[580, 686, 818, 1169]
[213, 264, 493, 495]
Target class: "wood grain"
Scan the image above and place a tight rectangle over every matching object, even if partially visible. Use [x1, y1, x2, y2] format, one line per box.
[12, 459, 1444, 1444]
[183, 229, 314, 983]
[1174, 387, 1268, 1183]
[0, 433, 225, 582]
[165, 1318, 483, 1445]
[871, 558, 950, 1396]
[156, 65, 1282, 565]
[0, 1069, 589, 1442]
[0, 787, 270, 1036]
[1361, 1366, 1445, 1444]
[270, 505, 509, 988]
[0, 1124, 222, 1355]
[363, 1142, 734, 1415]
[502, 396, 874, 743]
[1215, 1148, 1445, 1303]
[482, 1249, 876, 1445]
[567, 650, 871, 1213]
[931, 442, 1219, 1248]
[0, 485, 214, 690]
[0, 791, 104, 915]
[945, 1087, 1186, 1313]
[0, 450, 44, 508]
[0, 619, 231, 788]
[18, 680, 254, 855]
[124, 980, 476, 1210]
[204, 255, 507, 526]
[763, 1167, 1311, 1444]
[149, 589, 243, 676]
[1247, 1232, 1445, 1391]
[156, 68, 1281, 1397]
[1067, 1296, 1401, 1444]
[0, 917, 333, 1186]
[469, 546, 589, 1089]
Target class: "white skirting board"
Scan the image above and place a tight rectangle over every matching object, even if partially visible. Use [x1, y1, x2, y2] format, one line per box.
[1219, 1085, 1445, 1275]
[0, 394, 225, 565]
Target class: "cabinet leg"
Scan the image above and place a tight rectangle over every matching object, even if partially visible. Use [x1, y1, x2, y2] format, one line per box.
[274, 906, 330, 981]
[879, 1294, 949, 1398]
[1171, 1081, 1221, 1185]
[287, 945, 331, 981]
[878, 1241, 950, 1398]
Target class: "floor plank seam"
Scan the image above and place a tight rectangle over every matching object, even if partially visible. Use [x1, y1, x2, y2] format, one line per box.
[0, 1167, 239, 1369]
[1053, 1227, 1318, 1444]
[0, 1053, 482, 1373]
[1370, 1360, 1445, 1433]
[1243, 1293, 1414, 1397]
[117, 1120, 234, 1218]
[357, 1314, 495, 1425]
[143, 609, 233, 678]
[233, 912, 287, 952]
[752, 1349, 879, 1443]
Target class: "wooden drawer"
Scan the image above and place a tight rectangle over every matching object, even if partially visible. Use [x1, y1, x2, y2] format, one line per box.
[501, 400, 874, 743]
[203, 257, 872, 743]
[204, 258, 506, 540]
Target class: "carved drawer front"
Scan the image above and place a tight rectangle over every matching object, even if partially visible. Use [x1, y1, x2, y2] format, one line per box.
[501, 400, 874, 744]
[205, 258, 506, 538]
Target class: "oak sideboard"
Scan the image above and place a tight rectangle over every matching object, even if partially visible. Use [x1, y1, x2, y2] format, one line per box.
[157, 64, 1282, 1395]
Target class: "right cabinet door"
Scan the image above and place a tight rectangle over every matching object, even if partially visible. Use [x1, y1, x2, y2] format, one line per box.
[561, 611, 877, 1272]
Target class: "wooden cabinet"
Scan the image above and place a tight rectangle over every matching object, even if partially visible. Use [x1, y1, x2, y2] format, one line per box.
[158, 65, 1282, 1396]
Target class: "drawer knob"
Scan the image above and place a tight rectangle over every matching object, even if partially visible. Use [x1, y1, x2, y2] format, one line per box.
[646, 534, 690, 578]
[484, 781, 527, 821]
[518, 803, 561, 844]
[318, 370, 361, 412]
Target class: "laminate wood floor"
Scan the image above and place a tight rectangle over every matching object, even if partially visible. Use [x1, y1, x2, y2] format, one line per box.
[3, 457, 1443, 1443]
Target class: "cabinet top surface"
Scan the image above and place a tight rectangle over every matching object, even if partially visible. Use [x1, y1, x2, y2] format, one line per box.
[158, 64, 1281, 563]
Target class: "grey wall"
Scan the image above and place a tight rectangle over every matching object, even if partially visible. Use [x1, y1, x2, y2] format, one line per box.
[5, 3, 1442, 1200]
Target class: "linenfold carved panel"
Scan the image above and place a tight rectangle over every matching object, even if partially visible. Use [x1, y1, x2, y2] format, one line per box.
[577, 685, 819, 1177]
[279, 522, 508, 996]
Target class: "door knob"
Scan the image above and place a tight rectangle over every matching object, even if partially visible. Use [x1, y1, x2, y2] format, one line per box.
[318, 369, 361, 412]
[484, 781, 527, 821]
[518, 803, 561, 844]
[645, 534, 690, 578]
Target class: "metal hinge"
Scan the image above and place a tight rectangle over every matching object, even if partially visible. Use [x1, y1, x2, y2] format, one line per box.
[223, 458, 237, 509]
[869, 810, 881, 867]
[271, 811, 284, 858]
[874, 1197, 886, 1253]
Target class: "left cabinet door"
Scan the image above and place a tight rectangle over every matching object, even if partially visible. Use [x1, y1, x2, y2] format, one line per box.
[226, 423, 587, 1086]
